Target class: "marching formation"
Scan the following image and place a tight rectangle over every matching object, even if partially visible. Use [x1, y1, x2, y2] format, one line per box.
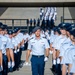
[40, 7, 57, 31]
[24, 22, 75, 75]
[0, 21, 75, 75]
[0, 22, 25, 75]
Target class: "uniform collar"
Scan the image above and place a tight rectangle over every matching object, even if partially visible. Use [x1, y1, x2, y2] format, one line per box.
[34, 36, 42, 40]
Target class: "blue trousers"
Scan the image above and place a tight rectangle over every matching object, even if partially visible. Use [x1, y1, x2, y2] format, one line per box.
[0, 72, 2, 75]
[2, 55, 8, 75]
[13, 53, 18, 71]
[31, 55, 45, 75]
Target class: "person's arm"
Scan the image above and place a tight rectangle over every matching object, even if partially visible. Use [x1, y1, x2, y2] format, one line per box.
[0, 50, 2, 66]
[25, 40, 32, 63]
[45, 48, 49, 57]
[50, 44, 53, 51]
[44, 39, 50, 62]
[25, 50, 31, 62]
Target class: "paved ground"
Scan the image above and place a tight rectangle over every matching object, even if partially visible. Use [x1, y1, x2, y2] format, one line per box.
[8, 50, 53, 75]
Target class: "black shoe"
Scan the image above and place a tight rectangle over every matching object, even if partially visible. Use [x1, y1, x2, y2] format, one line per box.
[51, 65, 56, 72]
[56, 64, 62, 75]
[16, 68, 19, 71]
[8, 67, 13, 72]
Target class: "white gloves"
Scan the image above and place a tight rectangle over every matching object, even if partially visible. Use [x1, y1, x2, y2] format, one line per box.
[14, 50, 17, 53]
[23, 62, 31, 66]
[21, 45, 24, 48]
[44, 57, 48, 62]
[30, 52, 32, 55]
[0, 66, 3, 72]
[17, 49, 20, 52]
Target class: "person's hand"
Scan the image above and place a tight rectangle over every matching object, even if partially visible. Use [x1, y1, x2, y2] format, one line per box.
[17, 49, 20, 52]
[44, 57, 48, 62]
[14, 50, 17, 53]
[30, 52, 32, 55]
[23, 62, 31, 66]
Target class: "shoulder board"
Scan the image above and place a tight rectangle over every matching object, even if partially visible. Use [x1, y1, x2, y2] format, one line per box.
[42, 37, 47, 40]
[28, 37, 34, 41]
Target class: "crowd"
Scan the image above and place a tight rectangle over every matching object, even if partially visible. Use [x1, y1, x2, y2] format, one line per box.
[40, 7, 57, 31]
[24, 22, 75, 75]
[40, 7, 57, 21]
[0, 22, 25, 75]
[26, 7, 57, 32]
[0, 20, 75, 75]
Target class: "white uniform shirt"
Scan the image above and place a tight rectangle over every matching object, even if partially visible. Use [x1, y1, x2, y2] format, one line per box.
[0, 38, 3, 50]
[61, 43, 74, 64]
[28, 37, 49, 56]
[0, 35, 8, 55]
[70, 48, 75, 73]
[24, 33, 30, 42]
[53, 12, 57, 21]
[17, 33, 24, 42]
[55, 35, 67, 50]
[14, 35, 20, 45]
[52, 35, 59, 48]
[6, 36, 13, 49]
[50, 34, 56, 44]
[12, 37, 18, 48]
[59, 38, 71, 57]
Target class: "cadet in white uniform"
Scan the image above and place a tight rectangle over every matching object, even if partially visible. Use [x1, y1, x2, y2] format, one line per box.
[66, 29, 75, 75]
[0, 23, 4, 74]
[60, 25, 75, 75]
[0, 24, 8, 75]
[51, 23, 68, 75]
[26, 26, 49, 75]
[6, 30, 15, 72]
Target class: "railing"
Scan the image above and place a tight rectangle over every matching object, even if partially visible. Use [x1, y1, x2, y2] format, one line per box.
[63, 19, 75, 23]
[0, 19, 29, 32]
[61, 16, 75, 23]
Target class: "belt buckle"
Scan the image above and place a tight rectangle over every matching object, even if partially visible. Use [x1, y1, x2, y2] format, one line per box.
[38, 55, 40, 58]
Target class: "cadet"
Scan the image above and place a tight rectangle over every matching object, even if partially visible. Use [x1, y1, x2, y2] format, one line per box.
[59, 24, 74, 75]
[69, 30, 75, 75]
[0, 24, 8, 75]
[64, 28, 75, 75]
[33, 19, 36, 27]
[6, 30, 15, 72]
[26, 26, 50, 75]
[0, 23, 4, 75]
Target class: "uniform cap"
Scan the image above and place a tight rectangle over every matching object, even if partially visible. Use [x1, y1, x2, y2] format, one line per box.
[33, 26, 41, 33]
[69, 27, 75, 35]
[3, 24, 8, 30]
[58, 23, 71, 30]
[8, 30, 13, 35]
[0, 22, 3, 26]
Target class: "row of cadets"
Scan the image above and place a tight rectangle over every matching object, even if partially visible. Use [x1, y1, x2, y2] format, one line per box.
[0, 22, 27, 75]
[49, 23, 71, 75]
[60, 24, 75, 75]
[55, 23, 71, 75]
[23, 31, 30, 50]
[50, 22, 75, 75]
[12, 28, 24, 71]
